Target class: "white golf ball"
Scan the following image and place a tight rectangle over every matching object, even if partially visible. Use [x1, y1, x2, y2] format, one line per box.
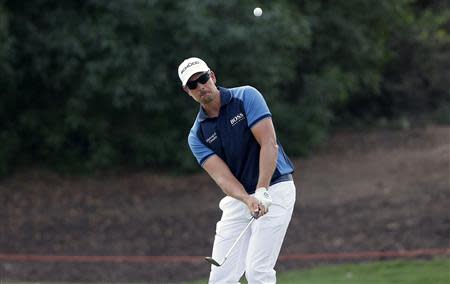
[253, 7, 262, 17]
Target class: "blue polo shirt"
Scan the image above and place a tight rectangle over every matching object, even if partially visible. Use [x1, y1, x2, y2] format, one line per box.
[188, 86, 294, 194]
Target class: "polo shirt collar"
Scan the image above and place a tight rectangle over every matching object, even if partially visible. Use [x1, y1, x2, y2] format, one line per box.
[197, 86, 232, 122]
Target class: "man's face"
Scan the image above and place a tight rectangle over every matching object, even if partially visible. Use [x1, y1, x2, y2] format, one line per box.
[184, 70, 217, 104]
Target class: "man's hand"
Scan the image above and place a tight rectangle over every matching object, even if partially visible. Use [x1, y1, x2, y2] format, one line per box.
[244, 188, 273, 219]
[243, 195, 263, 218]
[251, 187, 272, 218]
[255, 187, 272, 211]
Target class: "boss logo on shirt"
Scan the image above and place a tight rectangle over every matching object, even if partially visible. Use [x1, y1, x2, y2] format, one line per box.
[230, 113, 246, 126]
[206, 132, 218, 143]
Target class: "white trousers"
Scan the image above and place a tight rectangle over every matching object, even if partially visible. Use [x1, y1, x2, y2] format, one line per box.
[208, 181, 296, 284]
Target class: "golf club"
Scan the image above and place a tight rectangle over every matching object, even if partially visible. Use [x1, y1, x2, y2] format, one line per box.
[205, 217, 255, 267]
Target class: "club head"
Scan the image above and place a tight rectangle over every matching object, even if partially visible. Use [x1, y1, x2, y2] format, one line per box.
[204, 256, 221, 266]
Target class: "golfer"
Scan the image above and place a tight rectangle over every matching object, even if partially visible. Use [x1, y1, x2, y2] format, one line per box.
[178, 57, 296, 284]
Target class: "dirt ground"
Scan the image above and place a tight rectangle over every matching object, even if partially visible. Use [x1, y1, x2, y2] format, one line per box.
[0, 126, 449, 283]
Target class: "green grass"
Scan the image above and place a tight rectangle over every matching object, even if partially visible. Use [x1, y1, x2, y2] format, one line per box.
[1, 258, 448, 284]
[187, 257, 450, 284]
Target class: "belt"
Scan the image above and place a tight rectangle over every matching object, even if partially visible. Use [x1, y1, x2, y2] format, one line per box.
[270, 173, 293, 186]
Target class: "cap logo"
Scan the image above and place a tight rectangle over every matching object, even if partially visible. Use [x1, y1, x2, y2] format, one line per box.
[180, 61, 199, 74]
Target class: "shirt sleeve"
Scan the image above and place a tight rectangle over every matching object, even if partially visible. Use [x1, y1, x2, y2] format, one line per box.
[188, 130, 215, 166]
[243, 86, 272, 128]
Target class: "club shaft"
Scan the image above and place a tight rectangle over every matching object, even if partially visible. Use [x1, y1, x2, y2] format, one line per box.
[223, 217, 255, 260]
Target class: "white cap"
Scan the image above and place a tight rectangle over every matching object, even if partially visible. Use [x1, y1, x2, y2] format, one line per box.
[178, 57, 210, 86]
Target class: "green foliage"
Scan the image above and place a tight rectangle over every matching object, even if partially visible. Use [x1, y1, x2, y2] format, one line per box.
[0, 0, 448, 175]
[432, 100, 450, 124]
[334, 0, 450, 127]
[0, 2, 17, 176]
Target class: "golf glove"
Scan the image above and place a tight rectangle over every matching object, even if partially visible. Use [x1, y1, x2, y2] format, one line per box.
[254, 187, 272, 210]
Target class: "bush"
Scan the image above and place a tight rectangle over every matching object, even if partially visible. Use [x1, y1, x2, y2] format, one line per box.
[0, 0, 448, 176]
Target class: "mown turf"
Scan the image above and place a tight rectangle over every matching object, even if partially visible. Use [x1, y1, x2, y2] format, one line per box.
[186, 257, 450, 284]
[1, 258, 448, 283]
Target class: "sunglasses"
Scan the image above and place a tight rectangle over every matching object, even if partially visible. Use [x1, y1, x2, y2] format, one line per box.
[186, 71, 211, 90]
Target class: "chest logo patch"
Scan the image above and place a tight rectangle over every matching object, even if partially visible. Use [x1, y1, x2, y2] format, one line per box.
[230, 113, 246, 126]
[206, 132, 218, 144]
